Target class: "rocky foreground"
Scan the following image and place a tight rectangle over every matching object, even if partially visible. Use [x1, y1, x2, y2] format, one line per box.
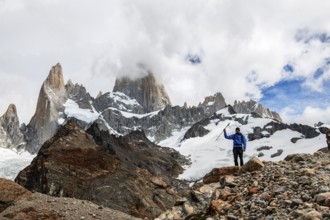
[157, 148, 330, 220]
[15, 120, 188, 219]
[0, 178, 141, 220]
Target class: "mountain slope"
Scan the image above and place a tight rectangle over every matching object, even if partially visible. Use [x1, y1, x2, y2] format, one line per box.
[16, 120, 187, 219]
[158, 107, 327, 180]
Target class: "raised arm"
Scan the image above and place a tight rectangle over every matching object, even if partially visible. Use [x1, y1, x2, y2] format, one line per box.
[224, 129, 234, 140]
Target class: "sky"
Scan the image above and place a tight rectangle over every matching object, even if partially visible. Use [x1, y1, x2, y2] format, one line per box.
[0, 0, 330, 126]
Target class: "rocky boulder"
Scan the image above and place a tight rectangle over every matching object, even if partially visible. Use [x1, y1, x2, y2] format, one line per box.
[239, 157, 264, 173]
[16, 120, 187, 219]
[0, 178, 32, 212]
[315, 192, 330, 207]
[203, 166, 240, 184]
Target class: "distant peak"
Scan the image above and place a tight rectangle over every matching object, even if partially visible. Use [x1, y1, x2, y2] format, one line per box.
[44, 63, 65, 90]
[113, 72, 171, 112]
[3, 104, 18, 118]
[96, 91, 103, 98]
[66, 79, 74, 87]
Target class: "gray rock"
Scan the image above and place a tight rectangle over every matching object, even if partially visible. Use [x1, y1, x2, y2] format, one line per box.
[271, 149, 284, 158]
[113, 72, 171, 113]
[26, 63, 68, 153]
[291, 199, 303, 207]
[315, 193, 330, 207]
[233, 99, 282, 122]
[239, 157, 264, 173]
[0, 104, 26, 151]
[201, 92, 226, 115]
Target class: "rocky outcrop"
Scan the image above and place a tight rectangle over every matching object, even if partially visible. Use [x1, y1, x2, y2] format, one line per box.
[16, 120, 188, 219]
[201, 92, 226, 114]
[233, 100, 282, 122]
[182, 117, 211, 140]
[66, 81, 94, 110]
[98, 105, 207, 142]
[113, 73, 172, 113]
[0, 104, 26, 151]
[157, 151, 330, 219]
[93, 91, 144, 114]
[0, 178, 141, 220]
[248, 121, 320, 141]
[26, 63, 68, 153]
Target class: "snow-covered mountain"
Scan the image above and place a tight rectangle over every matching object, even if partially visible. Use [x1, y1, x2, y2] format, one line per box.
[0, 63, 328, 183]
[158, 107, 328, 180]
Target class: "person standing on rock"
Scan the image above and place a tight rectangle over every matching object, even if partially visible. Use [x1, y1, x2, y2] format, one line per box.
[223, 127, 247, 166]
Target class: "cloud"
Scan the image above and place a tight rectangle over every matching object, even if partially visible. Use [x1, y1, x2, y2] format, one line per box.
[1, 0, 330, 124]
[281, 106, 330, 126]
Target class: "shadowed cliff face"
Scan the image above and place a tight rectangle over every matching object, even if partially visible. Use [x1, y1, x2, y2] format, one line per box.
[16, 120, 187, 219]
[113, 73, 172, 113]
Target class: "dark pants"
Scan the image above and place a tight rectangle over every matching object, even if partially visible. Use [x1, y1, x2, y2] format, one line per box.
[233, 148, 244, 166]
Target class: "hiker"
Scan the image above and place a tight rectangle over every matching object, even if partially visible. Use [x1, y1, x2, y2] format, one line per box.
[223, 127, 247, 166]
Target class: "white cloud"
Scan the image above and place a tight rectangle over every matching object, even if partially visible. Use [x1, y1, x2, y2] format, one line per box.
[282, 106, 330, 126]
[1, 0, 330, 123]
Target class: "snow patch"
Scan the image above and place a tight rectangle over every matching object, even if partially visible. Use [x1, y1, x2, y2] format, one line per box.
[64, 99, 99, 123]
[109, 92, 141, 107]
[0, 147, 35, 181]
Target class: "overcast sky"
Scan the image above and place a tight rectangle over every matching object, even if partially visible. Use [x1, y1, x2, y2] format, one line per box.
[1, 0, 330, 125]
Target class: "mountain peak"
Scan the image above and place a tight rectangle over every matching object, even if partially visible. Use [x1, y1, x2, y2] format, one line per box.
[3, 104, 18, 118]
[26, 63, 68, 153]
[44, 63, 65, 90]
[233, 99, 282, 122]
[113, 72, 172, 113]
[0, 104, 25, 150]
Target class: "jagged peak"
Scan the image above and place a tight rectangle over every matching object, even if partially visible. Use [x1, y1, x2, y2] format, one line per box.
[96, 91, 103, 99]
[44, 63, 65, 90]
[113, 71, 172, 113]
[66, 79, 74, 87]
[3, 104, 18, 117]
[233, 99, 282, 122]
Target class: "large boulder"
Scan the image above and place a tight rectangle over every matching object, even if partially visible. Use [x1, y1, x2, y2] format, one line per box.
[0, 178, 32, 212]
[315, 192, 330, 207]
[239, 157, 264, 173]
[203, 166, 240, 184]
[16, 120, 186, 219]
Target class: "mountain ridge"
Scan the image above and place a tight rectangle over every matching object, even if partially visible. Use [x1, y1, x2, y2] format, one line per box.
[0, 63, 315, 154]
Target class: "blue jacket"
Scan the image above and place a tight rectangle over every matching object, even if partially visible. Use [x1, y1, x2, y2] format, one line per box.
[224, 131, 247, 150]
